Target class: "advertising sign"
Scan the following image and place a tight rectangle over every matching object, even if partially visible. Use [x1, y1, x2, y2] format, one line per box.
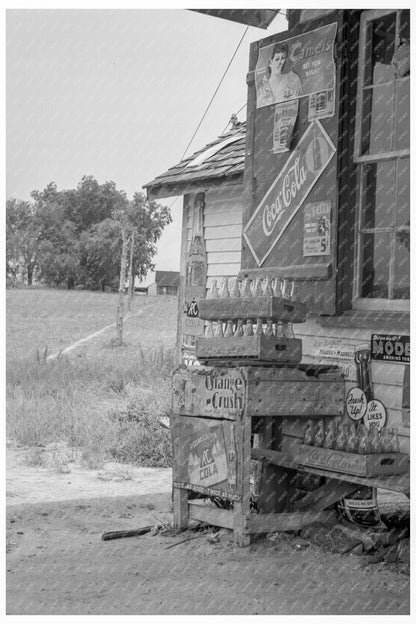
[303, 201, 331, 256]
[273, 100, 299, 153]
[255, 23, 337, 108]
[308, 89, 335, 121]
[243, 120, 336, 266]
[172, 416, 239, 502]
[371, 334, 410, 364]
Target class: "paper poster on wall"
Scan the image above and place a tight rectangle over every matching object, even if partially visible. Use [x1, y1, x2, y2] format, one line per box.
[310, 338, 370, 381]
[273, 100, 299, 153]
[303, 201, 331, 256]
[243, 120, 336, 267]
[255, 22, 337, 108]
[308, 89, 335, 121]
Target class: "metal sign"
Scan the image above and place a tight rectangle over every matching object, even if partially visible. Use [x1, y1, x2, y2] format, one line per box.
[303, 200, 331, 256]
[346, 387, 367, 421]
[363, 399, 387, 431]
[243, 120, 336, 266]
[255, 22, 338, 108]
[371, 334, 410, 364]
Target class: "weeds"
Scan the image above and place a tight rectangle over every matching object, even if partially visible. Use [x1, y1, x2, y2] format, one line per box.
[7, 343, 175, 468]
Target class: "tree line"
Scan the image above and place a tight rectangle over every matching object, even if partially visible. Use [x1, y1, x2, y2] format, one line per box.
[6, 176, 171, 290]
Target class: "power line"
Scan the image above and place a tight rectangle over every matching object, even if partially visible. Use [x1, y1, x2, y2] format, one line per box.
[179, 25, 250, 162]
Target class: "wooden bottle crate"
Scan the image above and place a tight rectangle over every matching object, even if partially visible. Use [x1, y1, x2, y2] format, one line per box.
[196, 335, 302, 363]
[293, 443, 409, 477]
[197, 296, 306, 323]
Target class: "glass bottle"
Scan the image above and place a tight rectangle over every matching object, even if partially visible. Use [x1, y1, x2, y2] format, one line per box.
[245, 319, 254, 337]
[252, 277, 263, 297]
[357, 422, 369, 454]
[230, 277, 240, 298]
[313, 419, 325, 447]
[235, 319, 244, 337]
[379, 427, 392, 453]
[323, 420, 336, 449]
[276, 321, 284, 338]
[344, 423, 358, 453]
[389, 428, 401, 453]
[264, 276, 273, 296]
[219, 277, 229, 299]
[264, 319, 274, 337]
[214, 320, 223, 338]
[224, 320, 233, 338]
[255, 318, 264, 335]
[303, 419, 315, 445]
[335, 423, 348, 451]
[273, 278, 283, 298]
[367, 422, 381, 454]
[207, 279, 218, 299]
[241, 278, 252, 297]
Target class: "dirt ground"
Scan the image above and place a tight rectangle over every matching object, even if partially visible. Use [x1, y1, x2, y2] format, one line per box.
[6, 445, 410, 616]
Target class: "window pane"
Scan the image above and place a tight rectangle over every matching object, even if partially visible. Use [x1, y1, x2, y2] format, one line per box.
[362, 161, 395, 228]
[396, 158, 410, 226]
[394, 78, 410, 150]
[393, 230, 410, 299]
[364, 12, 397, 87]
[361, 232, 391, 298]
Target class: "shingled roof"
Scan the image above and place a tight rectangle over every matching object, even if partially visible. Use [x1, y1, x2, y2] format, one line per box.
[143, 122, 246, 200]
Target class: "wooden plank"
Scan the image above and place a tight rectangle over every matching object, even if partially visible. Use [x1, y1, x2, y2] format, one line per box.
[238, 263, 332, 282]
[292, 479, 359, 513]
[173, 488, 189, 530]
[206, 238, 242, 252]
[206, 264, 242, 277]
[246, 510, 337, 533]
[198, 296, 306, 323]
[146, 176, 243, 201]
[206, 250, 241, 265]
[233, 410, 251, 546]
[204, 211, 243, 227]
[204, 223, 242, 240]
[188, 502, 234, 529]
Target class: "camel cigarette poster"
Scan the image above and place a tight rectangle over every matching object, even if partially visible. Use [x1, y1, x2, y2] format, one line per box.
[303, 201, 331, 256]
[255, 22, 337, 108]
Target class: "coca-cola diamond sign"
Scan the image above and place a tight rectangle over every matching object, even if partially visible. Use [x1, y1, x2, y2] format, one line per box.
[243, 120, 336, 266]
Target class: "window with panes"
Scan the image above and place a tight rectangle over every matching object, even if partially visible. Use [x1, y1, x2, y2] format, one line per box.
[354, 9, 410, 308]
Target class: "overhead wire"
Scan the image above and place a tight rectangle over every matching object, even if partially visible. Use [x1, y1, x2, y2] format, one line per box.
[179, 25, 250, 162]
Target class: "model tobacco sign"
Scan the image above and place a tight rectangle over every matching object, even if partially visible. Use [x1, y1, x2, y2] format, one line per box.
[243, 120, 336, 266]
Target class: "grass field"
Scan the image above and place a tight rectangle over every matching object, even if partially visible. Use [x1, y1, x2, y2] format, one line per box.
[6, 288, 179, 467]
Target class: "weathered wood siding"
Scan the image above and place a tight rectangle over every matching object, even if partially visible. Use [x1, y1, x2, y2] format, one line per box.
[185, 187, 243, 289]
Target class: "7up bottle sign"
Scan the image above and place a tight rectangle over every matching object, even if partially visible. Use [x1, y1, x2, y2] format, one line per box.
[243, 120, 336, 266]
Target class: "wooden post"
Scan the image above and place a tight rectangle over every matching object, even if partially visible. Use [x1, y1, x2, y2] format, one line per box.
[127, 230, 134, 311]
[233, 408, 251, 547]
[116, 227, 128, 346]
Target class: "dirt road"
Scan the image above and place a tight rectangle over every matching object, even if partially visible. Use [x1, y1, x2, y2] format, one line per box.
[6, 447, 410, 615]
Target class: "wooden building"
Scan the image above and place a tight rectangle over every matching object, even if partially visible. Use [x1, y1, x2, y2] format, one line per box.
[147, 270, 180, 296]
[144, 8, 410, 454]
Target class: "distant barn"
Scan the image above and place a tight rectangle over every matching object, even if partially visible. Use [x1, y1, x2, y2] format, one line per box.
[147, 270, 180, 296]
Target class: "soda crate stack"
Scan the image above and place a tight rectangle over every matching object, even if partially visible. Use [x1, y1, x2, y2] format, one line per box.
[196, 276, 305, 363]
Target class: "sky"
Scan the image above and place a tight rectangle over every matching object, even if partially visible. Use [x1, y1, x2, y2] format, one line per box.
[6, 6, 288, 281]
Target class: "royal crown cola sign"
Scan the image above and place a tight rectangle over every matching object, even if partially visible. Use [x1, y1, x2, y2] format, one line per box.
[243, 120, 336, 266]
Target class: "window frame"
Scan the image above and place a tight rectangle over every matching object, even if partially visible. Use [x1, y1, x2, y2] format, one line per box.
[352, 8, 410, 311]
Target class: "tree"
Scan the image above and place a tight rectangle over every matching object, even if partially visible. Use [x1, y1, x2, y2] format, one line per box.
[78, 218, 124, 291]
[127, 192, 172, 282]
[6, 198, 41, 285]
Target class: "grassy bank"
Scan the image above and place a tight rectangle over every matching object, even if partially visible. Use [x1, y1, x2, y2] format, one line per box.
[6, 289, 178, 467]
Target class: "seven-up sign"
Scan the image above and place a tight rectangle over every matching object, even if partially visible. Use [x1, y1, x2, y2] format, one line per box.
[243, 120, 336, 266]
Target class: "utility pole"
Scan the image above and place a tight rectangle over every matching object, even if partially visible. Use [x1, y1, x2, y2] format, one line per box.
[127, 230, 135, 311]
[116, 227, 129, 346]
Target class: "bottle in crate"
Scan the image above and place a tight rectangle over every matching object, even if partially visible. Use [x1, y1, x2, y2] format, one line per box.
[357, 422, 369, 454]
[367, 422, 381, 454]
[303, 419, 315, 445]
[379, 426, 392, 453]
[389, 428, 401, 453]
[344, 423, 357, 453]
[335, 423, 348, 451]
[323, 419, 336, 449]
[312, 419, 325, 447]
